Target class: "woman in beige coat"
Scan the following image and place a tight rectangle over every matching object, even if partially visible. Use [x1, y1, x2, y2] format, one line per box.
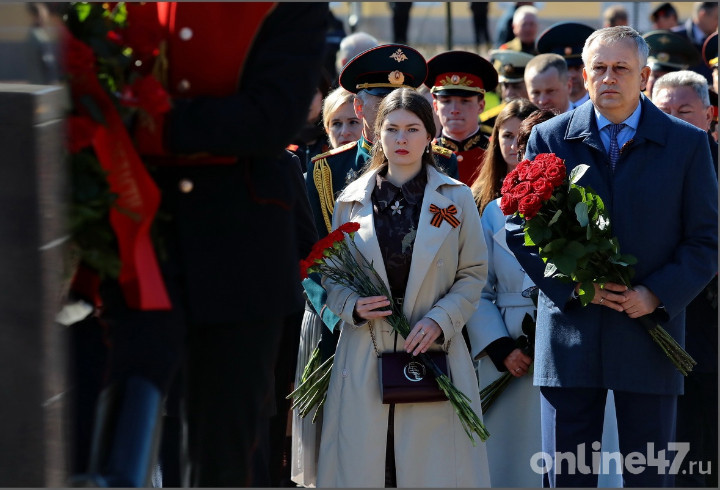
[316, 88, 491, 488]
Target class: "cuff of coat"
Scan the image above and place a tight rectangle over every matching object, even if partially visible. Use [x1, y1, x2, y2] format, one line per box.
[338, 291, 367, 328]
[424, 305, 458, 350]
[484, 336, 516, 371]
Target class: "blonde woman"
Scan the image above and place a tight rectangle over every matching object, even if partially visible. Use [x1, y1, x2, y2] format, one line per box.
[322, 86, 362, 149]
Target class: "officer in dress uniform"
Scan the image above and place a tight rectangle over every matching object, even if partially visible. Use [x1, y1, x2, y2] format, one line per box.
[536, 21, 596, 110]
[73, 3, 327, 487]
[644, 29, 702, 100]
[425, 50, 499, 185]
[481, 49, 534, 136]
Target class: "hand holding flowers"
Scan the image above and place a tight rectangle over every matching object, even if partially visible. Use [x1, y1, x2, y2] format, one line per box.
[291, 222, 490, 444]
[500, 153, 696, 375]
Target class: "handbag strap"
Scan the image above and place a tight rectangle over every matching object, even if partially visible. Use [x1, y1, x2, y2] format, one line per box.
[369, 323, 381, 358]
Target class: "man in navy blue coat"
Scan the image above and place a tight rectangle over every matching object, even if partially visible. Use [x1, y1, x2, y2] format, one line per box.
[507, 26, 718, 487]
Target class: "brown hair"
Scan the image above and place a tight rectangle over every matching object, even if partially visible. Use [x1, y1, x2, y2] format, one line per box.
[515, 109, 557, 161]
[470, 98, 537, 214]
[364, 88, 439, 174]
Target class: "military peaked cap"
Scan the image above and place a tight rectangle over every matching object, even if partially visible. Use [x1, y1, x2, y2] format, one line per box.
[424, 50, 498, 97]
[339, 44, 427, 96]
[536, 22, 596, 68]
[644, 30, 702, 72]
[488, 49, 534, 83]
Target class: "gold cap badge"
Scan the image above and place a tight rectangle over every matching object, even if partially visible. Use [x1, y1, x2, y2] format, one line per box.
[388, 70, 405, 85]
[390, 49, 408, 63]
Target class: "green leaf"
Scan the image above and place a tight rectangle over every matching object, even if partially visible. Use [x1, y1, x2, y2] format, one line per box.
[526, 223, 547, 247]
[544, 261, 557, 277]
[76, 3, 92, 22]
[542, 237, 567, 253]
[568, 186, 583, 207]
[564, 241, 586, 259]
[554, 255, 577, 276]
[524, 232, 536, 246]
[618, 253, 638, 265]
[575, 202, 589, 227]
[547, 209, 563, 227]
[569, 164, 590, 184]
[577, 282, 595, 306]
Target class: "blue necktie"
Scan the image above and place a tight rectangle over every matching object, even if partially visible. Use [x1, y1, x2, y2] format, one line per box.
[608, 123, 625, 171]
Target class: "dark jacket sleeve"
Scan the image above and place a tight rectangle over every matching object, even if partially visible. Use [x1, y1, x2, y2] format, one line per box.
[168, 3, 329, 158]
[289, 151, 319, 259]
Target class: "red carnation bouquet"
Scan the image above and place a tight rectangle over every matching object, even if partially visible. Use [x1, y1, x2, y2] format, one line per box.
[500, 153, 696, 375]
[289, 222, 490, 444]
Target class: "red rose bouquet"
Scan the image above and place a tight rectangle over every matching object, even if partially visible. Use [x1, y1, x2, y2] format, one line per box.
[289, 222, 490, 444]
[500, 154, 696, 375]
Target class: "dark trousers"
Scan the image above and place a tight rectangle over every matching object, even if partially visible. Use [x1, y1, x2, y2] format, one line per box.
[540, 386, 677, 487]
[267, 309, 303, 487]
[99, 272, 286, 487]
[469, 2, 490, 46]
[185, 317, 284, 487]
[675, 371, 718, 487]
[389, 2, 412, 44]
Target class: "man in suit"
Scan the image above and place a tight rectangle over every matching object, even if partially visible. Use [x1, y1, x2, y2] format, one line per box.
[71, 3, 327, 487]
[671, 2, 718, 84]
[536, 22, 596, 109]
[524, 53, 573, 114]
[506, 26, 718, 487]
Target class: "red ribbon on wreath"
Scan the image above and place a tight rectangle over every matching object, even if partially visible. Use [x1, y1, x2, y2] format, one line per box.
[66, 32, 171, 311]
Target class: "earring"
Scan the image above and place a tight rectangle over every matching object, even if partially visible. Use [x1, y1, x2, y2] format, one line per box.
[426, 144, 430, 154]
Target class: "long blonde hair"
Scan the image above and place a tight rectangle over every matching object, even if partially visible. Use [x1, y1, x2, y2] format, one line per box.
[470, 98, 537, 215]
[363, 88, 439, 175]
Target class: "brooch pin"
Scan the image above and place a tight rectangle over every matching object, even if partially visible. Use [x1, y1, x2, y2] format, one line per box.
[391, 200, 404, 215]
[429, 204, 460, 228]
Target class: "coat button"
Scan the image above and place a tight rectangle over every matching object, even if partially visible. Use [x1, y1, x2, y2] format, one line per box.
[179, 27, 193, 41]
[341, 368, 349, 378]
[177, 79, 191, 92]
[179, 178, 194, 193]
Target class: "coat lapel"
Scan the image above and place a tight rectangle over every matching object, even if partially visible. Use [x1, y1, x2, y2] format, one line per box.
[337, 168, 390, 294]
[566, 100, 605, 154]
[402, 167, 462, 319]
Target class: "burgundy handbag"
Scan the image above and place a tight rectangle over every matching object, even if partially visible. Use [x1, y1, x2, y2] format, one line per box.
[379, 350, 449, 404]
